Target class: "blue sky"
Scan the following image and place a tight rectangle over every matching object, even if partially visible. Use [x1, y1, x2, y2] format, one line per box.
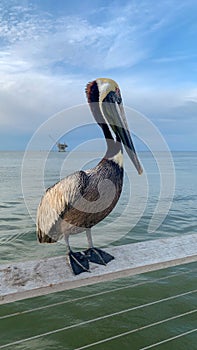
[0, 0, 197, 150]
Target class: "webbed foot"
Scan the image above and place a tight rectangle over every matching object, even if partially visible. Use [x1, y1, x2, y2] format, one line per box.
[68, 251, 90, 275]
[84, 247, 114, 265]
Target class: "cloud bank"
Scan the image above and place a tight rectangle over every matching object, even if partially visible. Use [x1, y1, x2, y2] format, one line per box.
[0, 0, 196, 150]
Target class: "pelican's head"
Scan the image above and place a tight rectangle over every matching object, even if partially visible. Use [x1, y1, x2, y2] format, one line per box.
[86, 78, 143, 175]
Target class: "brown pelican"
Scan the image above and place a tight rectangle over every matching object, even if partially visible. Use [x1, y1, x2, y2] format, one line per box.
[37, 78, 143, 275]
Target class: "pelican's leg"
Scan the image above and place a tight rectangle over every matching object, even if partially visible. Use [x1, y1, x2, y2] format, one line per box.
[84, 229, 114, 265]
[64, 235, 89, 275]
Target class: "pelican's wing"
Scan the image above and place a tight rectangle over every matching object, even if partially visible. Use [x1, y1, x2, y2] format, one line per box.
[36, 171, 89, 242]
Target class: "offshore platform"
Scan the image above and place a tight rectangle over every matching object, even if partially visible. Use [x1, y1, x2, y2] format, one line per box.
[49, 135, 68, 152]
[56, 142, 68, 152]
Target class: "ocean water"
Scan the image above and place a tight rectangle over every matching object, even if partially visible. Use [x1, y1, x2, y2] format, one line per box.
[0, 151, 196, 349]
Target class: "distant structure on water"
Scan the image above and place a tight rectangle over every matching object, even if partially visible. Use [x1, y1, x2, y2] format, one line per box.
[56, 142, 68, 152]
[49, 135, 68, 152]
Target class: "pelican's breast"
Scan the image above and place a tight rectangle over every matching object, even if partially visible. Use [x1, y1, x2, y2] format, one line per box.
[79, 157, 123, 227]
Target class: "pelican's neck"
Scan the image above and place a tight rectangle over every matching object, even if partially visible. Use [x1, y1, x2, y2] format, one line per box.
[102, 128, 123, 168]
[86, 82, 123, 168]
[108, 149, 123, 167]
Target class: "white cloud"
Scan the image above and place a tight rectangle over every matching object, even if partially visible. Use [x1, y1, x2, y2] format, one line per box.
[0, 71, 86, 134]
[0, 1, 171, 74]
[186, 88, 197, 103]
[0, 0, 192, 76]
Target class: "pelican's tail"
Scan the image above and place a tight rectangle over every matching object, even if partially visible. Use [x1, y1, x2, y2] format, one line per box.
[37, 228, 57, 243]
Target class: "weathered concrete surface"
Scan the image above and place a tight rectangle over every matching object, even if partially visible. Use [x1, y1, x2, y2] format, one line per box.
[0, 234, 196, 304]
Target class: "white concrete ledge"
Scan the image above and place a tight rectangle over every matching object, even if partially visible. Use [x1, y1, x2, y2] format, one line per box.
[0, 234, 196, 304]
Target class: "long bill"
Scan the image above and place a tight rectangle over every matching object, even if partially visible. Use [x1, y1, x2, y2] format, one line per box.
[102, 101, 143, 175]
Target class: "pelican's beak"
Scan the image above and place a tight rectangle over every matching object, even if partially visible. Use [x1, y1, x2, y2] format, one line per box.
[102, 99, 143, 175]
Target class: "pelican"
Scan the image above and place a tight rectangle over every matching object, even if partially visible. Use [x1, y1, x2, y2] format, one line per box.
[37, 78, 143, 275]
